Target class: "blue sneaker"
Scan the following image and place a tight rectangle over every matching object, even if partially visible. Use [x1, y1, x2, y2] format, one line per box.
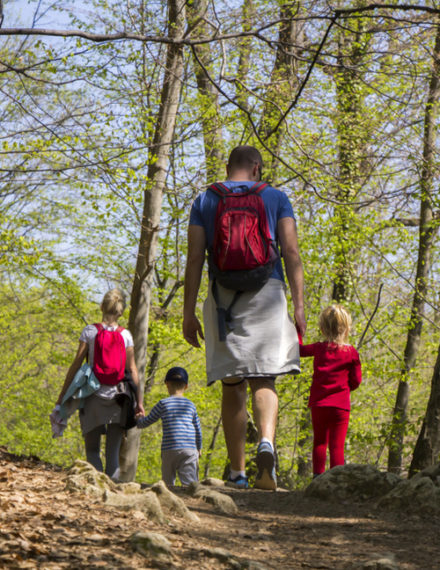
[226, 474, 249, 489]
[254, 441, 277, 490]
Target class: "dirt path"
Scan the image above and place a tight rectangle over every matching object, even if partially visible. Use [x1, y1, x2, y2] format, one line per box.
[0, 448, 438, 569]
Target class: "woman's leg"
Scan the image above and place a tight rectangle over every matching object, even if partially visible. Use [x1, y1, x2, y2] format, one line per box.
[105, 424, 125, 480]
[328, 408, 350, 468]
[311, 407, 330, 475]
[84, 426, 104, 472]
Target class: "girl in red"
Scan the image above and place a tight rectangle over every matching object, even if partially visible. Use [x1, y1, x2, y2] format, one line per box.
[298, 305, 362, 477]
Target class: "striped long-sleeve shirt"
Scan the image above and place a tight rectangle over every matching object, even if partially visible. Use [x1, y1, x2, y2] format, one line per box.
[137, 396, 202, 451]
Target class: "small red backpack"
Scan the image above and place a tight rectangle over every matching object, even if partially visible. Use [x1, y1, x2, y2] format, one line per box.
[92, 323, 126, 385]
[207, 182, 279, 341]
[208, 181, 278, 291]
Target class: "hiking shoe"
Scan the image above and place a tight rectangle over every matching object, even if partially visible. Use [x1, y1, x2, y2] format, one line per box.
[254, 441, 277, 490]
[226, 474, 249, 489]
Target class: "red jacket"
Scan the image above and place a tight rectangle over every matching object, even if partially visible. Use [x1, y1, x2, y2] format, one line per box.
[299, 340, 362, 410]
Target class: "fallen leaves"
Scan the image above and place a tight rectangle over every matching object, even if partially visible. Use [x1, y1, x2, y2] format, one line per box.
[1, 446, 440, 570]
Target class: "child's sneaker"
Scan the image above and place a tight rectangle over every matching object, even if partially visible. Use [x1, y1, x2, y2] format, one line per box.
[226, 474, 249, 489]
[254, 441, 277, 490]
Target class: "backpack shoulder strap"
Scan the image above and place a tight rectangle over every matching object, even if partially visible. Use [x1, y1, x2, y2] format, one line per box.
[116, 326, 124, 334]
[249, 181, 268, 194]
[207, 182, 231, 197]
[94, 323, 103, 332]
[211, 280, 243, 342]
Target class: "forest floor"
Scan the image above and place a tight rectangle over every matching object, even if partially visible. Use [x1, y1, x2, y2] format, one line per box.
[0, 447, 439, 570]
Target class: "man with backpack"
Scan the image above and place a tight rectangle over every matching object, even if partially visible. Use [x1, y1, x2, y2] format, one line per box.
[183, 145, 306, 490]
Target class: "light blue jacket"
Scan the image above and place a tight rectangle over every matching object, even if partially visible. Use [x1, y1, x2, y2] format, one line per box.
[59, 363, 100, 420]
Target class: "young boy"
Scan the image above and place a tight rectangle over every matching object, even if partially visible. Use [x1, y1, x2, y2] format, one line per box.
[137, 367, 202, 486]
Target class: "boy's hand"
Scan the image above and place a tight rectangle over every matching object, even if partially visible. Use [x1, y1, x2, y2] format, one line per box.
[135, 411, 144, 420]
[198, 450, 202, 458]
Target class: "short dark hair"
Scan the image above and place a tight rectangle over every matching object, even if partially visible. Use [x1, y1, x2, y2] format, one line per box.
[164, 366, 188, 385]
[227, 145, 263, 171]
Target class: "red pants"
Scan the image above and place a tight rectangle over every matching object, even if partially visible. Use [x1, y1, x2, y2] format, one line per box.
[311, 406, 350, 474]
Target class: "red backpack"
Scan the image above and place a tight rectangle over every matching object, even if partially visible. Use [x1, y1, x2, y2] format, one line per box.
[207, 182, 279, 341]
[93, 323, 126, 385]
[208, 182, 278, 291]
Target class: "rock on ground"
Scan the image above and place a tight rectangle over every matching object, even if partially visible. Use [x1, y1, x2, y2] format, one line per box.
[188, 481, 238, 515]
[65, 460, 201, 524]
[104, 488, 164, 523]
[65, 460, 119, 497]
[376, 464, 440, 515]
[305, 464, 401, 502]
[130, 530, 172, 558]
[151, 480, 200, 522]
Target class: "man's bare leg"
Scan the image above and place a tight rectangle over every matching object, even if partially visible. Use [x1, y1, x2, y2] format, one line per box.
[221, 379, 248, 472]
[249, 377, 278, 490]
[248, 378, 278, 443]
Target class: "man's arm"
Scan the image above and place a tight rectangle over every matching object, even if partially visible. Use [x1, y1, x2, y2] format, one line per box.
[278, 217, 306, 337]
[183, 224, 206, 347]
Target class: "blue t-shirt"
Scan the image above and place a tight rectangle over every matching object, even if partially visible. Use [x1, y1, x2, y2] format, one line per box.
[189, 180, 294, 281]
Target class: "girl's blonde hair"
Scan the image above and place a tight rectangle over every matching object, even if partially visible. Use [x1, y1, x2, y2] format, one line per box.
[101, 288, 126, 318]
[319, 304, 352, 344]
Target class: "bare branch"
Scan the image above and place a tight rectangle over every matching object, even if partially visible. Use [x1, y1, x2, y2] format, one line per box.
[334, 4, 440, 17]
[0, 22, 287, 45]
[263, 14, 338, 140]
[1, 4, 437, 46]
[357, 283, 383, 350]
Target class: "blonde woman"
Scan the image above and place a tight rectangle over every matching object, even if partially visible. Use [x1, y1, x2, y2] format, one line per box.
[298, 305, 362, 477]
[56, 289, 144, 479]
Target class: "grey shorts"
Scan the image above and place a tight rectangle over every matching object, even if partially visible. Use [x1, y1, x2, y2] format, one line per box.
[161, 448, 199, 486]
[203, 278, 300, 384]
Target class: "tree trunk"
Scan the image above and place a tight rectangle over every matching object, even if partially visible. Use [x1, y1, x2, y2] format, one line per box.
[409, 342, 440, 476]
[145, 278, 184, 391]
[119, 0, 186, 482]
[297, 398, 313, 478]
[332, 11, 370, 302]
[203, 415, 222, 478]
[257, 2, 300, 182]
[389, 22, 440, 474]
[187, 0, 225, 183]
[235, 0, 255, 121]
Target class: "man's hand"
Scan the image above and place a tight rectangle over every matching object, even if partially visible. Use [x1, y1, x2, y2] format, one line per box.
[294, 306, 307, 338]
[135, 403, 145, 417]
[183, 314, 204, 348]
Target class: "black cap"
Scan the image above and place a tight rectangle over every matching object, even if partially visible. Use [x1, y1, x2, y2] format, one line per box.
[164, 367, 188, 384]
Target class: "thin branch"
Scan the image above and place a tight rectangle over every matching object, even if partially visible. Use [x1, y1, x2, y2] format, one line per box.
[1, 4, 438, 45]
[190, 44, 312, 189]
[334, 4, 440, 17]
[0, 23, 293, 45]
[263, 14, 338, 140]
[161, 280, 184, 311]
[357, 283, 383, 350]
